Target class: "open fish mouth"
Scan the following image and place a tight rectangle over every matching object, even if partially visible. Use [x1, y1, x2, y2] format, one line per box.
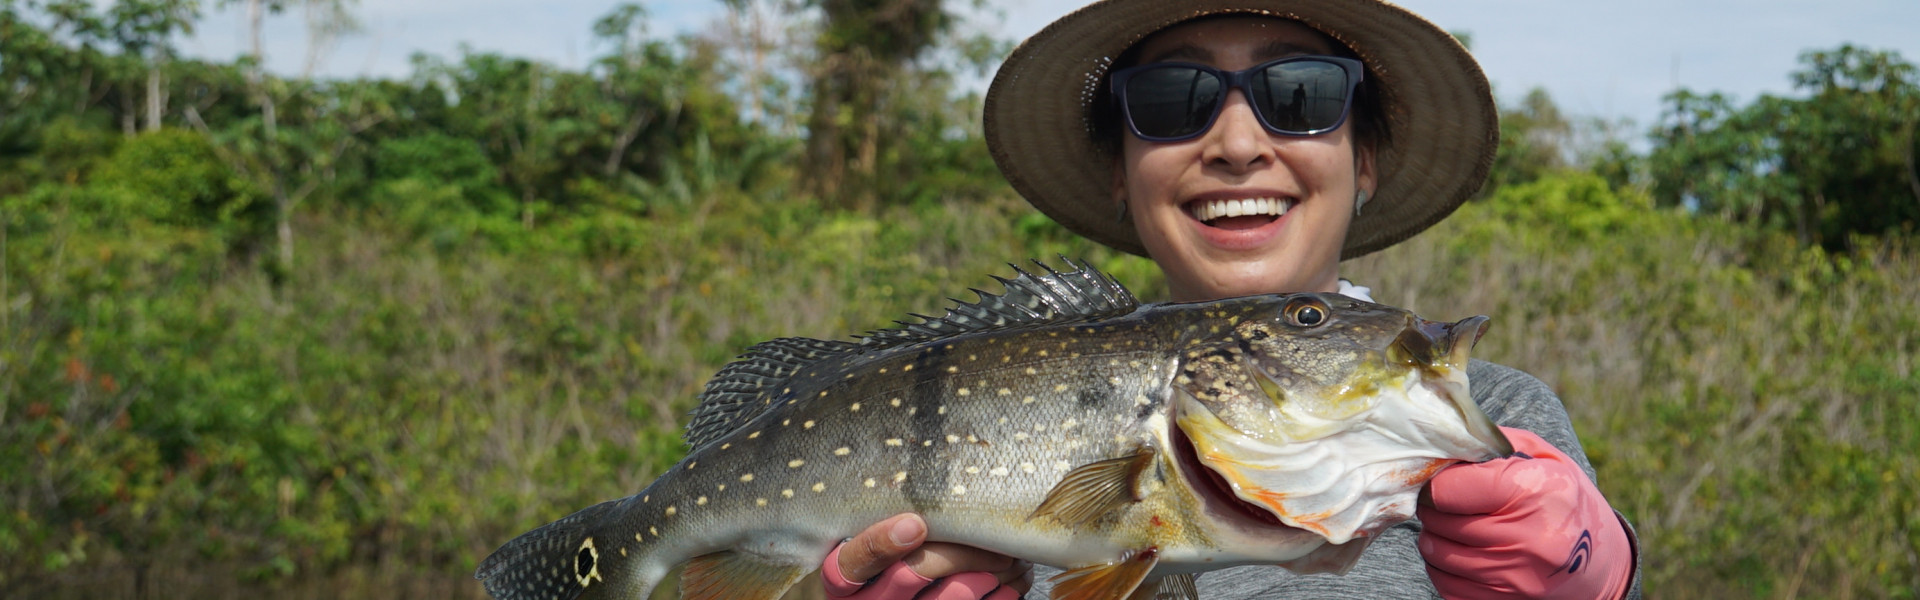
[1175, 315, 1514, 544]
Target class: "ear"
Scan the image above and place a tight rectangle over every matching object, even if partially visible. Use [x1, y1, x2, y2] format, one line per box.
[1355, 141, 1379, 198]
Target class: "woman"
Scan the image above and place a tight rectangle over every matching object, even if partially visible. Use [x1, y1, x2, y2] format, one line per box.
[819, 1, 1641, 598]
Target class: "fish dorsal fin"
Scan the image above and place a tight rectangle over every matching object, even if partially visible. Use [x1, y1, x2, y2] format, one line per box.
[683, 337, 861, 449]
[683, 259, 1138, 450]
[857, 258, 1139, 348]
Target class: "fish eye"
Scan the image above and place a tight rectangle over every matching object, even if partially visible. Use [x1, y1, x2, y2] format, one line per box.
[1286, 299, 1328, 327]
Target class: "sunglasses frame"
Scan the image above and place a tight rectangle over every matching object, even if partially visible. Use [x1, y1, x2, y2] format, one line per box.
[1110, 55, 1366, 142]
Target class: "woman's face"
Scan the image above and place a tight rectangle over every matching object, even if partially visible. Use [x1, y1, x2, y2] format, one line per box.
[1114, 17, 1376, 302]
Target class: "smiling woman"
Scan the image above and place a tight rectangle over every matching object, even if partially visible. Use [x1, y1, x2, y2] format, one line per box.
[824, 0, 1643, 598]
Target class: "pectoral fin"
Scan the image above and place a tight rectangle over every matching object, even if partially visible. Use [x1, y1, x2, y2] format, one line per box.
[1050, 547, 1160, 600]
[680, 550, 810, 600]
[1027, 449, 1155, 527]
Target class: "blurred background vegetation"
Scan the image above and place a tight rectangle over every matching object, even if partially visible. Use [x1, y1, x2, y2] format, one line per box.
[1, 0, 1915, 598]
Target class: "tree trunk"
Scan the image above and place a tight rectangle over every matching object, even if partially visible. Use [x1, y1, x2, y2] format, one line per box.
[145, 63, 165, 132]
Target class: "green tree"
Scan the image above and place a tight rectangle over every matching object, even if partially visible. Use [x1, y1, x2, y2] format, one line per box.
[1648, 45, 1919, 247]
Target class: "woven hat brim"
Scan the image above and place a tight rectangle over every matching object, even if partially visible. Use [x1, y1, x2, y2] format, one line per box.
[985, 0, 1498, 260]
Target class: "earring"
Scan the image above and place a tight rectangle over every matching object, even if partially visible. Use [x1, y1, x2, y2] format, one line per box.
[1116, 201, 1131, 223]
[1354, 190, 1369, 216]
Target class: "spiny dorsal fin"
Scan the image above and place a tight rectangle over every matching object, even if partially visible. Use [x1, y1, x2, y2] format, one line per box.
[682, 259, 1139, 450]
[858, 258, 1138, 348]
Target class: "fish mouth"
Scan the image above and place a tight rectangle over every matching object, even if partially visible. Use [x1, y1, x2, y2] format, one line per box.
[1390, 315, 1512, 458]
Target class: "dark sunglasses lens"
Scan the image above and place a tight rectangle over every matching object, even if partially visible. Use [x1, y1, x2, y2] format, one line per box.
[1253, 60, 1351, 133]
[1124, 67, 1222, 139]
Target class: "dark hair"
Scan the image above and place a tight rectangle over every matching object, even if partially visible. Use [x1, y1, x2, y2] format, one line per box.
[1091, 15, 1392, 159]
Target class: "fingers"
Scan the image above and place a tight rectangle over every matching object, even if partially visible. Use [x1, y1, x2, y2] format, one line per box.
[837, 513, 930, 584]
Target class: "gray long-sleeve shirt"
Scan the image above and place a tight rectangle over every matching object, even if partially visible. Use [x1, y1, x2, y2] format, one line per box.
[1030, 360, 1645, 599]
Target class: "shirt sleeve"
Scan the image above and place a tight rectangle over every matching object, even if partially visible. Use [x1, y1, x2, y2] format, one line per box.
[1025, 360, 1644, 599]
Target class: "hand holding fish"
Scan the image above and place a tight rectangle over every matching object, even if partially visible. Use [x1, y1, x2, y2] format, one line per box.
[1417, 427, 1634, 600]
[823, 513, 1028, 600]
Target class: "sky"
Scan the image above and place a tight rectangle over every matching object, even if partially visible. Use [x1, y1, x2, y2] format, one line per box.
[178, 0, 1920, 140]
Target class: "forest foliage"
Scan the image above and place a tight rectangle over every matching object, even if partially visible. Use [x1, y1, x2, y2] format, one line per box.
[1, 0, 1916, 598]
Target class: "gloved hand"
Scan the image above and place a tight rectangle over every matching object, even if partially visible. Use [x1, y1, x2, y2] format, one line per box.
[1418, 427, 1634, 600]
[821, 513, 1028, 600]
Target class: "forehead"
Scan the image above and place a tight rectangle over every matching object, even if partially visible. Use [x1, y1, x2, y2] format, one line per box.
[1131, 16, 1339, 65]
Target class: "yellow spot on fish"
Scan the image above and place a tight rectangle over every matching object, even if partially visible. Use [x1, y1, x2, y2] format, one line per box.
[756, 498, 767, 506]
[957, 387, 971, 396]
[621, 547, 627, 557]
[879, 368, 888, 374]
[947, 366, 959, 373]
[894, 472, 908, 483]
[1025, 367, 1038, 375]
[998, 416, 1009, 424]
[782, 489, 794, 498]
[804, 420, 816, 429]
[1038, 350, 1049, 357]
[665, 506, 677, 516]
[938, 405, 948, 415]
[1023, 396, 1036, 404]
[650, 526, 658, 536]
[890, 398, 902, 407]
[1054, 461, 1071, 471]
[687, 461, 698, 470]
[951, 485, 968, 495]
[904, 364, 914, 371]
[635, 533, 643, 542]
[789, 459, 806, 468]
[782, 419, 791, 426]
[1020, 462, 1036, 473]
[696, 496, 708, 506]
[997, 388, 1011, 396]
[643, 495, 650, 503]
[946, 434, 960, 444]
[741, 473, 754, 482]
[886, 438, 903, 446]
[835, 447, 851, 456]
[965, 466, 980, 474]
[1014, 432, 1030, 441]
[720, 443, 731, 450]
[1053, 384, 1068, 392]
[1062, 418, 1079, 429]
[850, 403, 862, 412]
[864, 478, 876, 488]
[990, 467, 1009, 476]
[923, 440, 933, 446]
[748, 431, 762, 439]
[968, 354, 977, 361]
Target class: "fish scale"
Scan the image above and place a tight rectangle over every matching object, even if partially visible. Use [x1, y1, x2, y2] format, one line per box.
[476, 260, 1513, 600]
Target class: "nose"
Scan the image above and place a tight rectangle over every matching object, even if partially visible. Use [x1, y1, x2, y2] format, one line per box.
[1200, 89, 1275, 172]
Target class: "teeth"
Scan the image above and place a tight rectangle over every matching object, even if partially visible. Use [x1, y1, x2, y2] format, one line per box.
[1189, 197, 1292, 222]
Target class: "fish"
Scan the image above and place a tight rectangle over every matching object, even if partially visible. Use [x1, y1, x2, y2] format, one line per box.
[474, 260, 1513, 600]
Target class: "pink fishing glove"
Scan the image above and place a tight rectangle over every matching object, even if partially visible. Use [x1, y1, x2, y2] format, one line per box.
[821, 543, 1020, 600]
[1418, 427, 1634, 600]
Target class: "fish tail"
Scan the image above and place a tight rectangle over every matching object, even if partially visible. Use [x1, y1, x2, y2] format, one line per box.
[475, 497, 661, 600]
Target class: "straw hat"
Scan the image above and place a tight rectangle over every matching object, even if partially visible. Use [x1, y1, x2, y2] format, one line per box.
[984, 0, 1497, 259]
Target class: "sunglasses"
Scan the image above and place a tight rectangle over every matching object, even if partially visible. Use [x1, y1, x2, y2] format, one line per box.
[1110, 55, 1366, 142]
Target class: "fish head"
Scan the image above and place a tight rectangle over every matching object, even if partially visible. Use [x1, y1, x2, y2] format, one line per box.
[1172, 293, 1513, 545]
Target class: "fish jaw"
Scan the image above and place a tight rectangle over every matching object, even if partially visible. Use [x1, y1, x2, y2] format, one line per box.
[1175, 359, 1510, 545]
